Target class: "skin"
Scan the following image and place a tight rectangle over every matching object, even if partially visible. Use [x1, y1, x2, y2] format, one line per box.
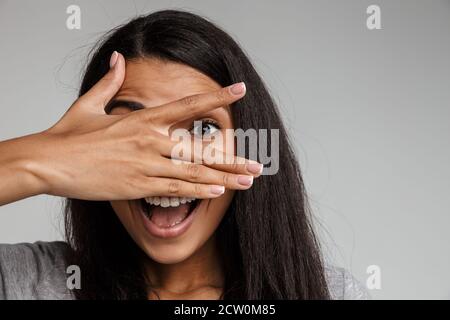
[0, 52, 261, 205]
[108, 58, 236, 299]
[0, 52, 263, 299]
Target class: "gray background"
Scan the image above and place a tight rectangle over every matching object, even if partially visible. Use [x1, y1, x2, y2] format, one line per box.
[1, 0, 449, 299]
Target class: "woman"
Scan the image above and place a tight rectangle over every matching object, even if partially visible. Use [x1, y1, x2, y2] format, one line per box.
[0, 10, 368, 300]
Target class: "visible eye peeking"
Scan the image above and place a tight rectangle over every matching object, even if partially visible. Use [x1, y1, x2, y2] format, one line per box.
[189, 119, 221, 138]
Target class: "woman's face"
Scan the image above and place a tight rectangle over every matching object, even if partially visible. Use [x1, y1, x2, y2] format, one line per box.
[109, 58, 235, 264]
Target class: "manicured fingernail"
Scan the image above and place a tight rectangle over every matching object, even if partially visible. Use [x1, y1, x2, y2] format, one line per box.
[247, 163, 263, 175]
[229, 82, 246, 95]
[109, 51, 119, 68]
[238, 175, 253, 186]
[210, 185, 225, 195]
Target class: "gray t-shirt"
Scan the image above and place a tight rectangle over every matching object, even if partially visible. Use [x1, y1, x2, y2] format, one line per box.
[0, 241, 370, 300]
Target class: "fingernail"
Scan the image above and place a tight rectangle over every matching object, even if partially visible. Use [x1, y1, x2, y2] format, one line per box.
[238, 175, 253, 186]
[229, 82, 246, 95]
[109, 51, 119, 68]
[210, 185, 225, 195]
[247, 163, 263, 175]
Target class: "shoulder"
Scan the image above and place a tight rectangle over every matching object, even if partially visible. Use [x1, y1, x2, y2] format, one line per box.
[325, 265, 371, 300]
[0, 241, 74, 299]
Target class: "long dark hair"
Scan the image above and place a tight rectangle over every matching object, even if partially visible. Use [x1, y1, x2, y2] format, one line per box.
[65, 9, 330, 299]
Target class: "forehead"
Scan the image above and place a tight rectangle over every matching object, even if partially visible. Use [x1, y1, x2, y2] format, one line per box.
[116, 58, 221, 107]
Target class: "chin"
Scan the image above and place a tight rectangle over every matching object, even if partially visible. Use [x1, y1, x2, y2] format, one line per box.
[140, 240, 200, 265]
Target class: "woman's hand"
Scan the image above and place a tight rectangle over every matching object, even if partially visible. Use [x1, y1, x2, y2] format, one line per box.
[0, 52, 262, 205]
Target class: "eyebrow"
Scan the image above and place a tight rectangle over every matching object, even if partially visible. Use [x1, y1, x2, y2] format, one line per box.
[104, 99, 145, 114]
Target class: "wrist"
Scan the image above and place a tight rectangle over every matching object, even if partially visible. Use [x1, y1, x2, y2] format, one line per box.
[11, 133, 53, 197]
[0, 133, 52, 204]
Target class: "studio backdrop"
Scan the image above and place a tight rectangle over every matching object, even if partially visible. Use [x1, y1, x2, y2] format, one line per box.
[0, 0, 449, 299]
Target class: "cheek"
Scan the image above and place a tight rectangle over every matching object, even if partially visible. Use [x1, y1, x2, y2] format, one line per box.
[110, 201, 133, 230]
[204, 190, 235, 229]
[217, 190, 235, 217]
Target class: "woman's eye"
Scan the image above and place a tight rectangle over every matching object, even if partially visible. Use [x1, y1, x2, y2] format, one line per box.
[190, 120, 220, 138]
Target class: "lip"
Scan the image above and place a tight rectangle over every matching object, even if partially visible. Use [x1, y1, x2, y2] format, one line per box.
[135, 199, 200, 239]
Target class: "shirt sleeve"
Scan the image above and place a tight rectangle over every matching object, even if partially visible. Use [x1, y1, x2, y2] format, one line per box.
[342, 269, 371, 300]
[0, 241, 72, 300]
[325, 265, 371, 300]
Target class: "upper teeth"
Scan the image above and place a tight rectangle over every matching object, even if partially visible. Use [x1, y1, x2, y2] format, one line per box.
[145, 196, 196, 208]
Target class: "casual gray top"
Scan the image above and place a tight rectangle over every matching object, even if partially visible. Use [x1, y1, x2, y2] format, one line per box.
[0, 241, 370, 300]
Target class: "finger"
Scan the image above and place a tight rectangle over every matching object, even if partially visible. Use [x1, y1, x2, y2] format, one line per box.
[143, 177, 225, 199]
[79, 51, 126, 112]
[153, 158, 255, 190]
[202, 152, 264, 177]
[155, 137, 263, 176]
[138, 82, 246, 124]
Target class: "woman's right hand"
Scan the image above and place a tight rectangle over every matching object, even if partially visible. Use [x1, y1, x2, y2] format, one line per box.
[5, 52, 262, 203]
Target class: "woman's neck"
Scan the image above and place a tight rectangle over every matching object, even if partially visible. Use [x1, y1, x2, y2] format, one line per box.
[145, 235, 224, 300]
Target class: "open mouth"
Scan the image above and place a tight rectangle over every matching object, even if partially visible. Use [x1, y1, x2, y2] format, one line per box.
[140, 197, 200, 229]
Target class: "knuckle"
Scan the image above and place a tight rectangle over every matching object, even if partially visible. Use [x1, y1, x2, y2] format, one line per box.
[194, 184, 202, 198]
[100, 74, 114, 86]
[222, 174, 230, 187]
[168, 180, 181, 195]
[182, 95, 197, 108]
[149, 108, 162, 123]
[141, 108, 158, 125]
[230, 159, 240, 172]
[130, 132, 148, 150]
[186, 164, 201, 180]
[215, 89, 227, 104]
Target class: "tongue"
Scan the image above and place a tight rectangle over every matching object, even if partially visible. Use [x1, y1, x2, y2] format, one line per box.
[150, 203, 190, 228]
